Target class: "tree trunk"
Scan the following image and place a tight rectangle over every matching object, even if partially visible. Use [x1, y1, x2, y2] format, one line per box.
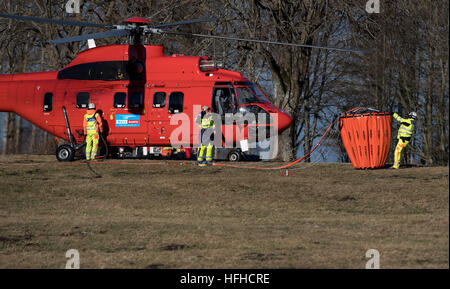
[2, 113, 8, 155]
[302, 100, 311, 162]
[30, 125, 37, 154]
[437, 57, 448, 165]
[14, 116, 22, 154]
[279, 128, 294, 161]
[424, 42, 434, 165]
[5, 112, 15, 154]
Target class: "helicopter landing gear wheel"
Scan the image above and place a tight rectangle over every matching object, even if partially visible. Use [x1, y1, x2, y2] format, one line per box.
[56, 145, 75, 162]
[228, 150, 242, 162]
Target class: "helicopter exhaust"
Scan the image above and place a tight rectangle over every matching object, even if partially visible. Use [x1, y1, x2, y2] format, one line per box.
[199, 59, 223, 72]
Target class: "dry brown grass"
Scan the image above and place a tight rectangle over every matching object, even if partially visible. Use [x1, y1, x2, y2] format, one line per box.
[0, 155, 448, 268]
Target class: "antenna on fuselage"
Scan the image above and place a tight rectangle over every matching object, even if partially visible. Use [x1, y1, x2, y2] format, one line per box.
[87, 39, 96, 49]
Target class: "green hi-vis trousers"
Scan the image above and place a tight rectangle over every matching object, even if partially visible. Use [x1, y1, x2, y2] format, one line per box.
[393, 137, 410, 169]
[197, 128, 214, 162]
[197, 143, 213, 162]
[86, 133, 99, 160]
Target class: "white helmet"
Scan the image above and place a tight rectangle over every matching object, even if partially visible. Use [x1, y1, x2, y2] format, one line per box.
[408, 111, 417, 119]
[88, 103, 96, 110]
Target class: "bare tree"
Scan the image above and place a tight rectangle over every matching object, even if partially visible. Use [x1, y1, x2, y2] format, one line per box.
[0, 0, 447, 165]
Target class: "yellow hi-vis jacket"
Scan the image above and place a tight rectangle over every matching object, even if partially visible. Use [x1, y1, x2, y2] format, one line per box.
[393, 113, 415, 138]
[196, 111, 215, 129]
[83, 110, 103, 135]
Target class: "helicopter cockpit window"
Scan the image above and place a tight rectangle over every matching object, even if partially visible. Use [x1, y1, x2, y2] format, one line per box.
[43, 92, 53, 112]
[76, 92, 90, 108]
[168, 92, 184, 114]
[113, 92, 127, 108]
[129, 92, 144, 109]
[236, 86, 268, 105]
[248, 85, 270, 103]
[153, 92, 166, 108]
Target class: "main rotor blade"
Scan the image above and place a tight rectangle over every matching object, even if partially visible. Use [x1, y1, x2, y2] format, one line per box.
[0, 13, 110, 28]
[153, 18, 217, 29]
[165, 31, 363, 53]
[48, 29, 131, 44]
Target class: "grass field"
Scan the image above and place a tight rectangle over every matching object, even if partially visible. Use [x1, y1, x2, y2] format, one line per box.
[0, 155, 448, 269]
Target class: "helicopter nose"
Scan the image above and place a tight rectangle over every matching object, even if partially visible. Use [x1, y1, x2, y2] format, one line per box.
[277, 110, 293, 133]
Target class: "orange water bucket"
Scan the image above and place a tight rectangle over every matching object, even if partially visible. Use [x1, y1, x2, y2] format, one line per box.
[339, 109, 392, 169]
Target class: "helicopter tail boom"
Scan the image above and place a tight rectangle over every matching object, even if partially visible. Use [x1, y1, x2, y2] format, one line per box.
[0, 71, 58, 113]
[0, 75, 14, 112]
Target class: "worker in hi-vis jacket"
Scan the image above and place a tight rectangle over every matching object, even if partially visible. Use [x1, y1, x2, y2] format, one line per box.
[196, 105, 215, 166]
[392, 111, 417, 169]
[83, 103, 103, 161]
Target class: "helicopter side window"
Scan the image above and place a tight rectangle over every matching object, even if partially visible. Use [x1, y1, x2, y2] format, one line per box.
[58, 61, 130, 81]
[153, 92, 166, 108]
[43, 92, 53, 112]
[76, 92, 90, 108]
[113, 92, 127, 108]
[168, 92, 184, 114]
[96, 62, 127, 81]
[129, 92, 144, 109]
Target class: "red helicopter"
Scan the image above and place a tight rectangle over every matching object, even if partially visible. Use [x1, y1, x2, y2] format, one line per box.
[0, 14, 358, 161]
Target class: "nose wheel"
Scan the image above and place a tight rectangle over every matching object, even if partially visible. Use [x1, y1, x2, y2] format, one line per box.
[56, 145, 75, 162]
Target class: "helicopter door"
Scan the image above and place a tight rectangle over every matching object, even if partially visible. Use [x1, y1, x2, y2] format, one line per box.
[111, 90, 148, 146]
[108, 91, 126, 144]
[148, 89, 170, 144]
[211, 86, 238, 147]
[211, 87, 236, 122]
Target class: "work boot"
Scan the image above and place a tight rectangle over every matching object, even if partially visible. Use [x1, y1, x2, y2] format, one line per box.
[390, 165, 399, 169]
